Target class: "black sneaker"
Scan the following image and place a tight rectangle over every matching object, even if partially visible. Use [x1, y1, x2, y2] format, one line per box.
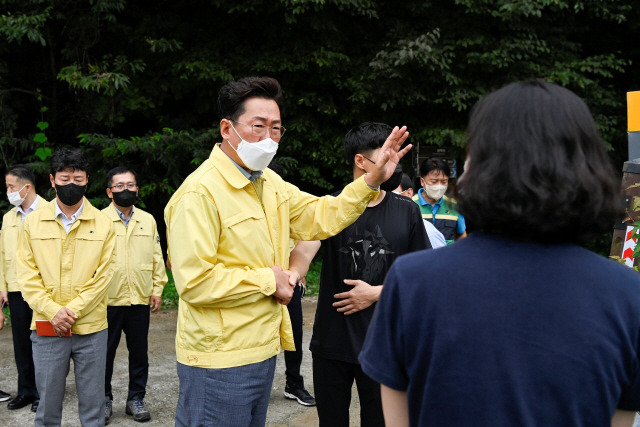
[105, 399, 112, 425]
[125, 394, 151, 422]
[284, 386, 316, 406]
[0, 390, 10, 402]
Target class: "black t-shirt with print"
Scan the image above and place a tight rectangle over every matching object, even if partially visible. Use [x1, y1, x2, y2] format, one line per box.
[310, 191, 431, 364]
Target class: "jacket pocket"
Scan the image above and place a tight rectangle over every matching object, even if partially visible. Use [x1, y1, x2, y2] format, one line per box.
[219, 210, 272, 263]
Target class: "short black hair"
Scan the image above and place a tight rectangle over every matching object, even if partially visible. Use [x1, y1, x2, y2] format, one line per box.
[106, 166, 138, 188]
[419, 158, 451, 179]
[456, 80, 624, 244]
[400, 173, 413, 192]
[6, 164, 35, 186]
[49, 147, 90, 176]
[217, 76, 283, 121]
[344, 122, 393, 167]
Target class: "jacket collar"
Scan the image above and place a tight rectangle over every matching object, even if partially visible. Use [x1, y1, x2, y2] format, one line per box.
[104, 202, 136, 223]
[211, 143, 256, 190]
[12, 194, 47, 218]
[43, 197, 96, 221]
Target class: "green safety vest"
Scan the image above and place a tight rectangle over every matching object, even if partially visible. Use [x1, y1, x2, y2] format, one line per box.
[412, 194, 462, 244]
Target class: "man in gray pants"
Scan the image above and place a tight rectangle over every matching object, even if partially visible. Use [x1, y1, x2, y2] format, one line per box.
[17, 148, 115, 426]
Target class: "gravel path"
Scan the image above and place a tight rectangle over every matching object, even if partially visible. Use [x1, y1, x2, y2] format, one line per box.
[0, 298, 362, 426]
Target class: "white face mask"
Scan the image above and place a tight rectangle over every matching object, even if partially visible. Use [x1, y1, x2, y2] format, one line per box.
[7, 184, 27, 207]
[229, 123, 279, 171]
[424, 184, 447, 201]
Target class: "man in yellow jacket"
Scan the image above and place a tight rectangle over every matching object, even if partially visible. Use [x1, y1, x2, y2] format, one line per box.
[102, 166, 167, 424]
[1, 165, 46, 412]
[17, 148, 115, 427]
[165, 76, 411, 426]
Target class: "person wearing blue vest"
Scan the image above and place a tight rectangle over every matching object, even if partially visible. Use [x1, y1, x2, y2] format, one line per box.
[412, 158, 466, 244]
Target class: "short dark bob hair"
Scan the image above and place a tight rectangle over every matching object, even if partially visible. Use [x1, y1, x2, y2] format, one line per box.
[456, 80, 624, 244]
[217, 76, 283, 122]
[344, 122, 392, 167]
[49, 147, 90, 176]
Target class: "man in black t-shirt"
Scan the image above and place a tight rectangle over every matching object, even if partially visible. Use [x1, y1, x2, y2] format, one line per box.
[288, 122, 431, 427]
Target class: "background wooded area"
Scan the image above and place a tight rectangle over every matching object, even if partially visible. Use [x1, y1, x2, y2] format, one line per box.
[2, 0, 639, 254]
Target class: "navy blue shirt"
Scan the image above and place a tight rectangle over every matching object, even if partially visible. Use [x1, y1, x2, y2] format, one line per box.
[360, 233, 640, 426]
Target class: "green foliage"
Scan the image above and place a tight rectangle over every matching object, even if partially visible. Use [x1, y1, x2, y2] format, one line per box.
[303, 258, 323, 297]
[162, 268, 179, 309]
[1, 0, 639, 254]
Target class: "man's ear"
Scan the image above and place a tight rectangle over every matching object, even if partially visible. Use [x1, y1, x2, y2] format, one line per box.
[49, 174, 55, 188]
[353, 153, 366, 170]
[220, 119, 233, 142]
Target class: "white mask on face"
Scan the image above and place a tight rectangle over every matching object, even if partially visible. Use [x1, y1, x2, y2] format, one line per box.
[7, 184, 27, 207]
[424, 183, 447, 201]
[228, 123, 279, 171]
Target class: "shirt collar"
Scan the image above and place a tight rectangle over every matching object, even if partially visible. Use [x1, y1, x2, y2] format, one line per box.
[54, 198, 85, 221]
[417, 188, 443, 207]
[16, 196, 39, 216]
[114, 205, 134, 225]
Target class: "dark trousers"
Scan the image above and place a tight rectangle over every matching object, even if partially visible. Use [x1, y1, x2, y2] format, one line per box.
[284, 283, 304, 389]
[105, 305, 150, 401]
[313, 356, 384, 427]
[8, 291, 38, 398]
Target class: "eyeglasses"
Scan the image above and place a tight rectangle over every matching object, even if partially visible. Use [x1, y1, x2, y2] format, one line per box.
[361, 154, 376, 164]
[111, 183, 137, 191]
[231, 120, 286, 139]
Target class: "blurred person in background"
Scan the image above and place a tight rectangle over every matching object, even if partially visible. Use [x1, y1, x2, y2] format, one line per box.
[1, 164, 46, 411]
[413, 158, 466, 245]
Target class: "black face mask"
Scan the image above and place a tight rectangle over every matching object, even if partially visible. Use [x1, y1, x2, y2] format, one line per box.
[56, 183, 86, 206]
[380, 164, 403, 192]
[112, 189, 137, 207]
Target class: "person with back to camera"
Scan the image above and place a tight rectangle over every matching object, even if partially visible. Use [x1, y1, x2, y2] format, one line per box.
[359, 80, 640, 426]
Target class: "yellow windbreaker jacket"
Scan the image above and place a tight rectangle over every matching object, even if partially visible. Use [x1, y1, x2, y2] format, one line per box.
[17, 198, 115, 334]
[102, 204, 167, 306]
[0, 195, 47, 293]
[164, 144, 379, 369]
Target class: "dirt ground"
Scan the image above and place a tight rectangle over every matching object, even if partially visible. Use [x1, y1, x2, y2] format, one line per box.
[0, 298, 362, 426]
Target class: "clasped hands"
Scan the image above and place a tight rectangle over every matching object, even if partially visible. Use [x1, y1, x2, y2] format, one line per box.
[271, 266, 301, 305]
[271, 267, 380, 315]
[51, 307, 77, 337]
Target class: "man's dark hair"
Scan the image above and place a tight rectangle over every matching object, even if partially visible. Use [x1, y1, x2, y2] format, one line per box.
[456, 80, 624, 244]
[6, 164, 36, 186]
[400, 173, 413, 192]
[106, 166, 138, 188]
[344, 122, 392, 167]
[419, 158, 451, 179]
[49, 147, 90, 176]
[217, 76, 283, 121]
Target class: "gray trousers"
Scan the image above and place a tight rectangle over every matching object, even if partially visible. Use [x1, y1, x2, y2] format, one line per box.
[31, 329, 107, 427]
